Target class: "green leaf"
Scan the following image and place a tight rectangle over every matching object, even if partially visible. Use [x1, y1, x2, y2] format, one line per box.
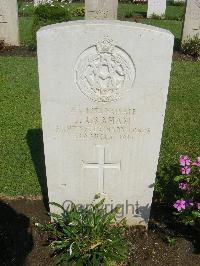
[192, 210, 200, 218]
[40, 195, 127, 265]
[174, 175, 185, 182]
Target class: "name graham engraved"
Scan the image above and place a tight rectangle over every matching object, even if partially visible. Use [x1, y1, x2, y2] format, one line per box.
[53, 107, 151, 141]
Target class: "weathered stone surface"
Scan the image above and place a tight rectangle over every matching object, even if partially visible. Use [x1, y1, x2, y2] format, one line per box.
[182, 0, 200, 42]
[37, 20, 174, 226]
[147, 0, 166, 18]
[0, 0, 19, 46]
[85, 0, 118, 19]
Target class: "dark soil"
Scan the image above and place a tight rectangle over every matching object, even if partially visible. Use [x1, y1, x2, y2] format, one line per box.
[126, 203, 200, 266]
[0, 197, 53, 266]
[0, 46, 36, 57]
[0, 197, 199, 266]
[0, 46, 198, 62]
[172, 51, 198, 61]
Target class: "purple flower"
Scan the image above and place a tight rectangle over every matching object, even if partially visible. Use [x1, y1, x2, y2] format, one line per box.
[185, 199, 193, 207]
[180, 155, 191, 167]
[179, 182, 189, 191]
[173, 199, 186, 212]
[192, 157, 200, 167]
[181, 166, 191, 175]
[197, 203, 200, 210]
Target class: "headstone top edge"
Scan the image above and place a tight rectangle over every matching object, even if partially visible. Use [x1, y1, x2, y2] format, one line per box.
[37, 20, 174, 38]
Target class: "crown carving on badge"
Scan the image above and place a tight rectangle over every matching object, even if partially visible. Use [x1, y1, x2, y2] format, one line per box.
[96, 37, 115, 54]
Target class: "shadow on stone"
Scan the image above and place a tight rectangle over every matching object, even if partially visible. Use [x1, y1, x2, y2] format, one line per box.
[134, 203, 151, 224]
[138, 204, 151, 224]
[0, 201, 33, 265]
[26, 129, 49, 211]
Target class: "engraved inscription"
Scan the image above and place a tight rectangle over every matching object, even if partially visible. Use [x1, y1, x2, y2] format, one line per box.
[86, 0, 117, 19]
[54, 107, 151, 141]
[151, 0, 162, 7]
[188, 0, 200, 17]
[89, 9, 111, 19]
[82, 145, 121, 194]
[75, 37, 136, 103]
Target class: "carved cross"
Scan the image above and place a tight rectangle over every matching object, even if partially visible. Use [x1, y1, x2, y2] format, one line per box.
[82, 145, 121, 193]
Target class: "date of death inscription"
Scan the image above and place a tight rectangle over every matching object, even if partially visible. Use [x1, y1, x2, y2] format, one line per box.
[53, 107, 150, 141]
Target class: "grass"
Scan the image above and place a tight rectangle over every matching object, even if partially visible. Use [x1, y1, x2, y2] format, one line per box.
[0, 57, 200, 197]
[156, 60, 200, 201]
[0, 57, 41, 195]
[165, 5, 185, 21]
[19, 17, 34, 46]
[160, 60, 200, 164]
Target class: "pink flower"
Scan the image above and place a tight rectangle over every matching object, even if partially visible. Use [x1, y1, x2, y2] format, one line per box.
[179, 182, 189, 191]
[180, 155, 191, 167]
[197, 203, 200, 210]
[192, 157, 200, 167]
[185, 199, 193, 207]
[181, 166, 191, 175]
[173, 199, 186, 212]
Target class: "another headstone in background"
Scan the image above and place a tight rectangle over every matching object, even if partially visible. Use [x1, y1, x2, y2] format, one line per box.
[147, 0, 166, 19]
[174, 0, 185, 3]
[0, 0, 19, 46]
[182, 0, 200, 42]
[85, 0, 118, 20]
[34, 0, 49, 6]
[37, 20, 174, 226]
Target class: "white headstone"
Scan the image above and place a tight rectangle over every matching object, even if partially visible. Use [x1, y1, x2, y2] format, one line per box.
[37, 20, 174, 226]
[85, 0, 118, 20]
[182, 0, 200, 42]
[0, 0, 19, 46]
[147, 0, 166, 19]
